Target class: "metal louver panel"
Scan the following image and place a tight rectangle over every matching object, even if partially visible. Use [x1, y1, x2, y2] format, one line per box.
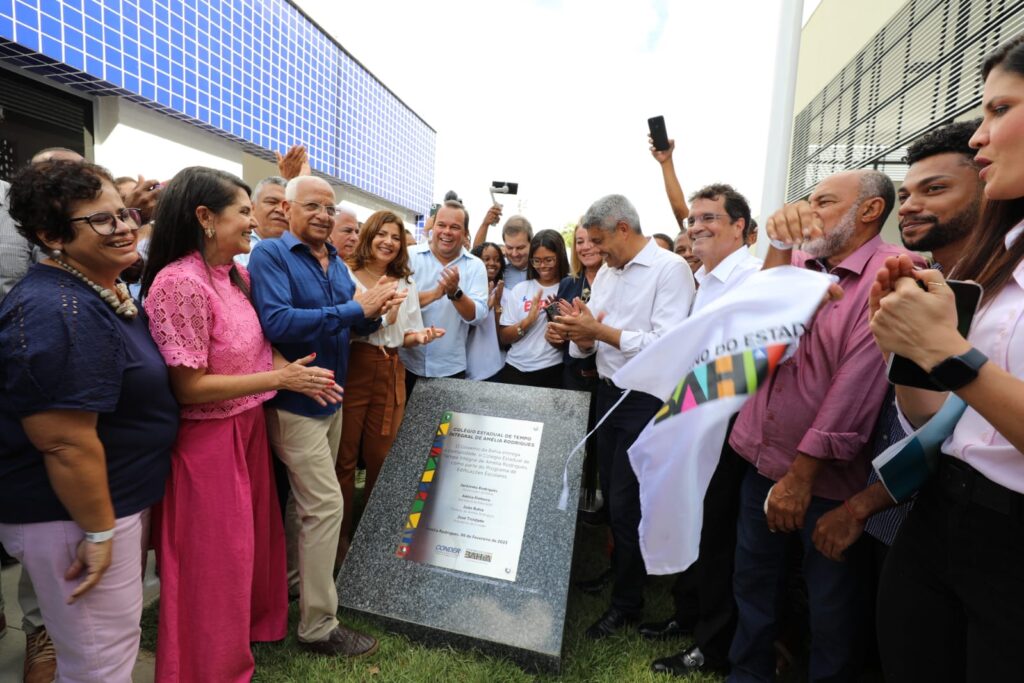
[787, 0, 1024, 201]
[0, 68, 88, 133]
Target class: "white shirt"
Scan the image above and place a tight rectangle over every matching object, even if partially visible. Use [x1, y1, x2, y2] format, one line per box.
[500, 279, 562, 372]
[692, 245, 763, 313]
[349, 268, 424, 349]
[570, 238, 695, 380]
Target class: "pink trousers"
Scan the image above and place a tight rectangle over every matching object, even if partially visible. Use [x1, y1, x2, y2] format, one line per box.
[0, 512, 145, 683]
[154, 405, 287, 683]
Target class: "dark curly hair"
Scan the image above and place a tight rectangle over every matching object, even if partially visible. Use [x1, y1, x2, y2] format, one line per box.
[903, 119, 981, 166]
[141, 166, 251, 298]
[688, 183, 754, 240]
[7, 159, 115, 250]
[471, 242, 506, 283]
[347, 210, 412, 281]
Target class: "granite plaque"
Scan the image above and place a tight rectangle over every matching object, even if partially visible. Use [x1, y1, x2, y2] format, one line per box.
[397, 411, 543, 581]
[337, 378, 590, 673]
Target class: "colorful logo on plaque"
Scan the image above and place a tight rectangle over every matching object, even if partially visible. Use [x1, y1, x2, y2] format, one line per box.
[395, 411, 452, 558]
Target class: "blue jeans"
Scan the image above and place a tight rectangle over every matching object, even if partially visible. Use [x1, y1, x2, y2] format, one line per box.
[729, 468, 865, 682]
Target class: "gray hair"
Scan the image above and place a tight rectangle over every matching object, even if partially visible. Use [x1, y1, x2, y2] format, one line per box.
[856, 169, 896, 227]
[284, 175, 332, 201]
[334, 205, 358, 222]
[251, 175, 286, 204]
[502, 215, 533, 241]
[581, 194, 642, 234]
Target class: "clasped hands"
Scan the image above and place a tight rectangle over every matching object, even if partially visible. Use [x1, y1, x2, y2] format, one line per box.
[547, 298, 604, 349]
[868, 253, 969, 369]
[355, 276, 407, 319]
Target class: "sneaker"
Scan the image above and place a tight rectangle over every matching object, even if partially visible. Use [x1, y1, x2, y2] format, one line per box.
[299, 624, 378, 658]
[24, 627, 57, 683]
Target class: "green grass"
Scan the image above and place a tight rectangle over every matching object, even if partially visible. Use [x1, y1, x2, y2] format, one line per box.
[140, 516, 726, 682]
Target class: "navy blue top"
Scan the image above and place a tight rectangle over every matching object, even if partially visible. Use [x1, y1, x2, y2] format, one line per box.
[0, 265, 178, 524]
[248, 231, 379, 417]
[557, 273, 597, 372]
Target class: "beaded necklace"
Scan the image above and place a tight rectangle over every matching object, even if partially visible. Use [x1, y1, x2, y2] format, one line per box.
[52, 255, 139, 319]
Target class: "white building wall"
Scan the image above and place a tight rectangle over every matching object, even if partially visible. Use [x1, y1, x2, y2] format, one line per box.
[92, 98, 243, 181]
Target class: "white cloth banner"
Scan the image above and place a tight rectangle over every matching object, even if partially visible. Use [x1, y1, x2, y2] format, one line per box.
[612, 266, 832, 575]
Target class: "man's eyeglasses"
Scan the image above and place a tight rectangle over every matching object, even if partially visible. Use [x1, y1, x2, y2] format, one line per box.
[531, 256, 557, 267]
[300, 201, 338, 218]
[686, 212, 730, 228]
[68, 208, 142, 235]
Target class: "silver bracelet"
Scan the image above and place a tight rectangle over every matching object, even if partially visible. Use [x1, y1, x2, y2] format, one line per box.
[769, 238, 794, 251]
[83, 528, 115, 544]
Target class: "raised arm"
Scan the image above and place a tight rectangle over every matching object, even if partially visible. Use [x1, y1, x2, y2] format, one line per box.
[650, 137, 690, 229]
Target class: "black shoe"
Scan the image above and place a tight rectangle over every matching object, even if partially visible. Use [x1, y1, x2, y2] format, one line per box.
[574, 568, 612, 595]
[585, 607, 640, 640]
[638, 617, 690, 640]
[651, 646, 724, 676]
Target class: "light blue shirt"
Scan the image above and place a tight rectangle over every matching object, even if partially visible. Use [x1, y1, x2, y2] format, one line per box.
[400, 243, 488, 377]
[502, 264, 528, 289]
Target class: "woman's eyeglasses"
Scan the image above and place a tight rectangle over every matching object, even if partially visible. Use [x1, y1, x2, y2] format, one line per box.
[68, 208, 142, 235]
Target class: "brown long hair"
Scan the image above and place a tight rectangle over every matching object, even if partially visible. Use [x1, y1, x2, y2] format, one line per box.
[953, 34, 1024, 303]
[347, 210, 412, 280]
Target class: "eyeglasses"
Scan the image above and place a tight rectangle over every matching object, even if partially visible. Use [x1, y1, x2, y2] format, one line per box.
[300, 201, 338, 218]
[531, 256, 557, 267]
[68, 208, 142, 235]
[686, 212, 730, 228]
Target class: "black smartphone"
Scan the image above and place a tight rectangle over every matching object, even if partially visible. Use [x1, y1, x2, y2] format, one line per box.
[648, 115, 670, 151]
[887, 279, 983, 389]
[544, 301, 561, 322]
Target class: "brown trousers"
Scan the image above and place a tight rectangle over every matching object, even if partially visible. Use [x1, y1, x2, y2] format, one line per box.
[337, 342, 406, 545]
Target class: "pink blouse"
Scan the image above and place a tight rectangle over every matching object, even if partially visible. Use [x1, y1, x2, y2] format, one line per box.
[941, 223, 1024, 493]
[145, 251, 274, 420]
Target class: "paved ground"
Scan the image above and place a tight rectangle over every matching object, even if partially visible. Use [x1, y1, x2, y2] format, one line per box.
[0, 554, 158, 682]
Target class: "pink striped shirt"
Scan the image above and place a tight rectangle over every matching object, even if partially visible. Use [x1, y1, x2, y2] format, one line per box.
[730, 234, 924, 500]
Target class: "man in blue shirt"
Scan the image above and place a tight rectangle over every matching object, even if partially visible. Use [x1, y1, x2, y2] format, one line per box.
[249, 176, 399, 658]
[400, 200, 489, 392]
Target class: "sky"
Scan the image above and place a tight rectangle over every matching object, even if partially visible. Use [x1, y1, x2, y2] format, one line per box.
[295, 0, 822, 240]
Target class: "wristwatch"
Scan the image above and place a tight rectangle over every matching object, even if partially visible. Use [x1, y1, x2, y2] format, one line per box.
[447, 288, 463, 301]
[927, 347, 988, 391]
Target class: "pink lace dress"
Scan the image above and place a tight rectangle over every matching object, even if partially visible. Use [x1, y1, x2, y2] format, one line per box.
[145, 252, 287, 683]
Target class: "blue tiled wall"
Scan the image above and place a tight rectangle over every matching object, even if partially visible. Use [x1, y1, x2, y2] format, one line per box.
[0, 0, 435, 213]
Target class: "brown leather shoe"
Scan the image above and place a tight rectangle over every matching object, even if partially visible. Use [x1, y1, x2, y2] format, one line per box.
[24, 627, 57, 683]
[299, 624, 378, 658]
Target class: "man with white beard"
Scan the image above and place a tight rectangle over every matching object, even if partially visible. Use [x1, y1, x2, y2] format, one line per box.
[722, 170, 923, 682]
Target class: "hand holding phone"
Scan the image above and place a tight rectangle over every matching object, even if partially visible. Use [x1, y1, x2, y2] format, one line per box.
[648, 116, 670, 152]
[886, 279, 983, 389]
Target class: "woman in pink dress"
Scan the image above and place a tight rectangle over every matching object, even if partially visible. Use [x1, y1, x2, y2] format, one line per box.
[140, 167, 342, 682]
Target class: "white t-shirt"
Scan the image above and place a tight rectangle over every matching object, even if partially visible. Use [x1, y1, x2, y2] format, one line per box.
[500, 279, 562, 372]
